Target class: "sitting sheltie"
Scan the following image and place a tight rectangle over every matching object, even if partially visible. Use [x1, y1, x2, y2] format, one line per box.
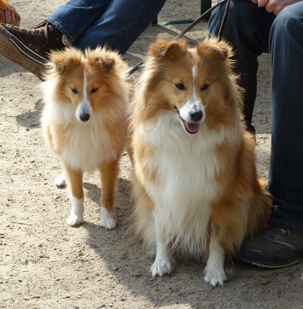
[41, 46, 130, 229]
[129, 38, 271, 286]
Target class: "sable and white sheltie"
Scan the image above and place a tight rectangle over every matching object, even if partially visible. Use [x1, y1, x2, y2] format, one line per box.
[129, 38, 271, 285]
[41, 46, 130, 229]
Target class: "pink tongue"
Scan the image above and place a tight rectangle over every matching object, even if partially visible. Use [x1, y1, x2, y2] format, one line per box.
[186, 122, 200, 133]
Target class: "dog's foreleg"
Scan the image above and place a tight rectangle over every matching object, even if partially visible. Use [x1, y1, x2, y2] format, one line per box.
[150, 218, 176, 277]
[204, 226, 226, 286]
[63, 163, 84, 226]
[99, 159, 119, 230]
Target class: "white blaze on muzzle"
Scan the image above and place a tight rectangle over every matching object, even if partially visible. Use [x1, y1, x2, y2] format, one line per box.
[75, 70, 93, 122]
[179, 66, 205, 134]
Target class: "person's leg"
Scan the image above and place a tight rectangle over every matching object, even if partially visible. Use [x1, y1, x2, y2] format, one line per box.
[45, 0, 112, 45]
[237, 2, 303, 268]
[208, 0, 275, 132]
[50, 0, 167, 54]
[0, 0, 111, 78]
[0, 0, 166, 78]
[267, 2, 303, 230]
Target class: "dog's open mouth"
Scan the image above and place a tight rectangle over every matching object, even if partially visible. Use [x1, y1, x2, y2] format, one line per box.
[174, 106, 200, 134]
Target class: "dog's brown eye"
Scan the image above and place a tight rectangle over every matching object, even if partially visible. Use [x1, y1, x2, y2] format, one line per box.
[175, 83, 185, 90]
[91, 88, 98, 94]
[71, 88, 78, 94]
[201, 84, 209, 91]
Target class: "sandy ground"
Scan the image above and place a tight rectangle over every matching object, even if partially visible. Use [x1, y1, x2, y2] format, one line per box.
[0, 0, 302, 308]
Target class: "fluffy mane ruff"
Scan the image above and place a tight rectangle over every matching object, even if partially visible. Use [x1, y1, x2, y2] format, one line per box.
[129, 38, 271, 278]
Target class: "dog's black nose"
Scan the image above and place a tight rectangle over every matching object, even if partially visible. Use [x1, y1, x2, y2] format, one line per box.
[80, 113, 90, 122]
[190, 110, 203, 122]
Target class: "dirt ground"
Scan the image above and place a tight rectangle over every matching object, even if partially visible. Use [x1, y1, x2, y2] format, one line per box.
[0, 0, 302, 308]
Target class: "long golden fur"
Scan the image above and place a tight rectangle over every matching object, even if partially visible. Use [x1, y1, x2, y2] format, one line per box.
[41, 46, 130, 229]
[129, 38, 271, 285]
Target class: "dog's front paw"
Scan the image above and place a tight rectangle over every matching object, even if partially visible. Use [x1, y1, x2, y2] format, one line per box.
[204, 266, 226, 286]
[55, 174, 67, 187]
[150, 257, 175, 277]
[100, 207, 116, 230]
[67, 214, 84, 226]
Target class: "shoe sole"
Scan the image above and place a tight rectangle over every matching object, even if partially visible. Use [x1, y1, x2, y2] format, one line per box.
[0, 25, 46, 80]
[236, 256, 302, 269]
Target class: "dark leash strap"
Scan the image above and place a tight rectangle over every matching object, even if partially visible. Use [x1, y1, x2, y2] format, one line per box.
[127, 0, 230, 76]
[217, 0, 231, 40]
[175, 0, 229, 40]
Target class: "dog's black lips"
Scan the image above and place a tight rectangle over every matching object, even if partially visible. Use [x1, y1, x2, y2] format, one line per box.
[174, 106, 199, 134]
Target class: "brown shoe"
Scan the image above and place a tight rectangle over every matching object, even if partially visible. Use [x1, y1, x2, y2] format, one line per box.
[0, 20, 71, 79]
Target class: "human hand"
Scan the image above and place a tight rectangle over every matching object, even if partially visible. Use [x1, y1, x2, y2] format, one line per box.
[251, 0, 301, 15]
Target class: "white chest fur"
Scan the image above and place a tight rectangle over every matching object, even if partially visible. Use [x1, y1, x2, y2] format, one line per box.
[139, 111, 228, 256]
[43, 100, 120, 173]
[60, 113, 116, 172]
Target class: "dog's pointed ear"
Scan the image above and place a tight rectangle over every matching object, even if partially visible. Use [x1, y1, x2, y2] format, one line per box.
[197, 38, 233, 62]
[53, 58, 73, 75]
[48, 49, 81, 75]
[149, 39, 188, 60]
[95, 55, 115, 72]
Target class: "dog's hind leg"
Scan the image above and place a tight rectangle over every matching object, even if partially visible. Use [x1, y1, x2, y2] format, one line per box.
[63, 163, 84, 226]
[99, 158, 120, 230]
[55, 173, 67, 188]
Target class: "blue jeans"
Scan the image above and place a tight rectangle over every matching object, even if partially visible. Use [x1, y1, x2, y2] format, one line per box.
[208, 0, 303, 230]
[45, 0, 167, 53]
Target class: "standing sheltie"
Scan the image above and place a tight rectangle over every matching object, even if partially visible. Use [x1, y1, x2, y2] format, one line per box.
[129, 38, 271, 285]
[41, 46, 130, 229]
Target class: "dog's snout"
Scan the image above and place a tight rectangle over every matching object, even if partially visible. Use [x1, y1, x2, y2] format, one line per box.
[80, 113, 90, 122]
[190, 110, 203, 122]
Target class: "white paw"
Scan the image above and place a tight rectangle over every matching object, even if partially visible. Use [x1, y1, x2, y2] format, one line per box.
[55, 174, 67, 187]
[150, 257, 175, 277]
[100, 207, 116, 230]
[67, 214, 84, 226]
[67, 197, 84, 226]
[204, 232, 226, 286]
[204, 266, 226, 286]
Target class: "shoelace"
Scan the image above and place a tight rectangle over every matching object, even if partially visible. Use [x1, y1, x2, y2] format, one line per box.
[5, 21, 52, 44]
[262, 227, 292, 240]
[6, 21, 71, 47]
